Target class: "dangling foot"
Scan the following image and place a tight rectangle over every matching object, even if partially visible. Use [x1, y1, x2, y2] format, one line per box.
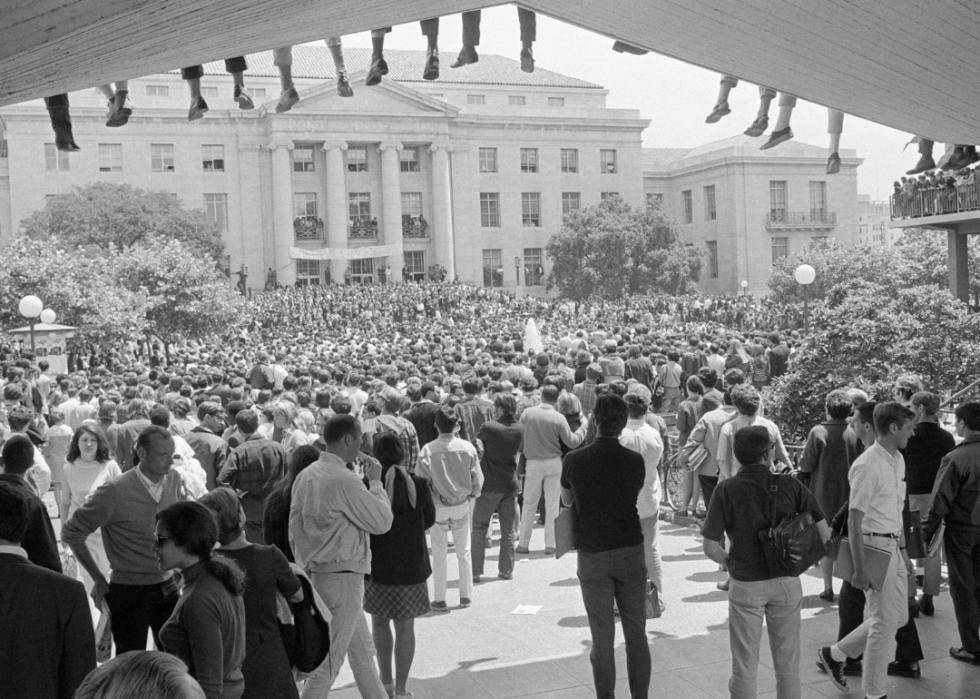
[188, 96, 209, 121]
[451, 46, 479, 68]
[760, 127, 793, 150]
[705, 100, 730, 124]
[336, 70, 354, 97]
[520, 46, 534, 73]
[612, 41, 648, 55]
[826, 152, 841, 174]
[744, 114, 769, 137]
[54, 128, 80, 152]
[366, 54, 389, 86]
[106, 90, 132, 127]
[276, 84, 300, 113]
[906, 154, 936, 175]
[423, 47, 440, 81]
[234, 85, 254, 110]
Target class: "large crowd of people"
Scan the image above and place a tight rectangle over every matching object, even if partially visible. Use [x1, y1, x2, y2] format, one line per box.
[0, 280, 977, 699]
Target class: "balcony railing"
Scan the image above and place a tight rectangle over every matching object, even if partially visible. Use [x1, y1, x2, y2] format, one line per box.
[890, 180, 980, 219]
[765, 211, 837, 229]
[349, 217, 378, 239]
[293, 217, 324, 240]
[402, 215, 429, 238]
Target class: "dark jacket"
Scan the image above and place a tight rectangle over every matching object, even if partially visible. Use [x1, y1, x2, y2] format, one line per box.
[0, 474, 61, 573]
[185, 426, 230, 491]
[367, 472, 436, 585]
[924, 436, 980, 538]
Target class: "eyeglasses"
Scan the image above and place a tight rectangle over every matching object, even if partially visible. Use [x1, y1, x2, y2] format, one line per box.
[153, 535, 173, 547]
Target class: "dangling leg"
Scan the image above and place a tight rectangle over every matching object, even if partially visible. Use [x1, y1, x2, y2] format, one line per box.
[745, 86, 776, 137]
[181, 66, 208, 121]
[760, 93, 796, 150]
[706, 75, 737, 123]
[518, 8, 535, 73]
[421, 18, 440, 80]
[366, 27, 392, 86]
[273, 47, 300, 113]
[44, 94, 80, 152]
[327, 37, 354, 97]
[452, 10, 481, 68]
[226, 57, 253, 109]
[826, 108, 844, 174]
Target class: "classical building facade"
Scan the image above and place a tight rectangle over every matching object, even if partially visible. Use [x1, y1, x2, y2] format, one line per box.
[643, 135, 862, 296]
[0, 47, 647, 293]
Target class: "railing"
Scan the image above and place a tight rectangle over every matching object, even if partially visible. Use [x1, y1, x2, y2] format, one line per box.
[349, 217, 378, 239]
[402, 215, 429, 238]
[293, 217, 323, 240]
[765, 211, 837, 229]
[890, 180, 980, 219]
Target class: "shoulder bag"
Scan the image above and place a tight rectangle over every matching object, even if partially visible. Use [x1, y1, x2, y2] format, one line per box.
[758, 474, 826, 577]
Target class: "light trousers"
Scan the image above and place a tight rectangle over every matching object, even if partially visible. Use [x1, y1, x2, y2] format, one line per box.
[639, 514, 663, 593]
[430, 502, 473, 602]
[518, 457, 562, 549]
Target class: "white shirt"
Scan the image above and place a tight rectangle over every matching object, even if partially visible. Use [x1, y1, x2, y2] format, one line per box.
[0, 545, 27, 558]
[135, 466, 165, 502]
[620, 418, 664, 520]
[848, 441, 905, 535]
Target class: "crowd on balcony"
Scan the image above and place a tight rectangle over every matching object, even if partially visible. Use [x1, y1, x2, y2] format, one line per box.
[892, 167, 980, 219]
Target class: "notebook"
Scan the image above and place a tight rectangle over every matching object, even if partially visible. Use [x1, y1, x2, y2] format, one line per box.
[554, 507, 576, 559]
[833, 537, 892, 591]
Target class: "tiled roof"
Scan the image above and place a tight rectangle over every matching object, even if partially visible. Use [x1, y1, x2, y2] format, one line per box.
[644, 134, 826, 170]
[642, 148, 689, 170]
[168, 46, 602, 89]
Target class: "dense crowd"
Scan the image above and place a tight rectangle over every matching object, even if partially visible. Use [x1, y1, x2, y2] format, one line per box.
[1, 280, 978, 699]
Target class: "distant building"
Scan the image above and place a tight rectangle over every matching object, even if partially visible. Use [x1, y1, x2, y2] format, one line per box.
[856, 194, 896, 246]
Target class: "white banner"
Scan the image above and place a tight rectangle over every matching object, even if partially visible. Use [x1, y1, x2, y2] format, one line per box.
[290, 243, 404, 261]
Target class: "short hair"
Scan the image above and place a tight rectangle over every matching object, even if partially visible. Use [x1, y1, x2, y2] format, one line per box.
[66, 424, 111, 464]
[853, 401, 877, 427]
[373, 432, 405, 470]
[593, 394, 629, 438]
[894, 375, 923, 401]
[910, 391, 940, 417]
[730, 385, 761, 416]
[585, 363, 603, 381]
[197, 401, 223, 421]
[623, 391, 649, 419]
[198, 487, 244, 546]
[329, 393, 353, 415]
[235, 410, 259, 435]
[724, 368, 745, 387]
[493, 393, 517, 416]
[733, 425, 771, 465]
[6, 406, 32, 431]
[0, 482, 30, 544]
[846, 388, 869, 407]
[873, 401, 915, 436]
[1, 435, 35, 476]
[462, 375, 481, 395]
[767, 332, 781, 345]
[955, 401, 980, 431]
[149, 405, 171, 428]
[420, 381, 438, 398]
[98, 400, 118, 422]
[434, 405, 458, 433]
[697, 367, 718, 389]
[74, 651, 206, 699]
[540, 385, 560, 403]
[323, 414, 359, 444]
[686, 375, 704, 396]
[825, 389, 853, 420]
[135, 425, 174, 454]
[556, 392, 581, 416]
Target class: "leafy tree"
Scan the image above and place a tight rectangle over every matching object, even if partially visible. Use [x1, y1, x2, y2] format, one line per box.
[768, 239, 900, 304]
[893, 228, 980, 310]
[20, 182, 225, 263]
[546, 196, 703, 301]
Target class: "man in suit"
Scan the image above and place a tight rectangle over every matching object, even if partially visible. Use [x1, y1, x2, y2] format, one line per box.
[0, 481, 96, 698]
[0, 435, 61, 572]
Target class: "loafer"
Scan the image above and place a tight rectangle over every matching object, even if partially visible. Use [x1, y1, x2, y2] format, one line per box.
[451, 46, 479, 68]
[819, 589, 835, 602]
[760, 127, 793, 150]
[423, 48, 440, 81]
[54, 128, 80, 152]
[906, 154, 936, 175]
[459, 597, 471, 608]
[366, 55, 389, 86]
[950, 647, 980, 665]
[234, 85, 254, 110]
[188, 96, 209, 121]
[276, 85, 300, 113]
[106, 96, 133, 127]
[744, 115, 769, 137]
[520, 46, 534, 73]
[430, 601, 449, 612]
[612, 41, 648, 55]
[336, 70, 354, 97]
[887, 660, 920, 678]
[916, 594, 934, 616]
[498, 571, 513, 580]
[826, 152, 841, 174]
[705, 100, 731, 124]
[515, 546, 530, 554]
[816, 647, 847, 692]
[957, 149, 980, 169]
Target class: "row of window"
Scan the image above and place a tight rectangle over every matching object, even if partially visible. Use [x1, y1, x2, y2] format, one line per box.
[481, 248, 545, 286]
[466, 94, 565, 107]
[680, 186, 716, 224]
[142, 85, 269, 101]
[770, 180, 828, 218]
[479, 191, 619, 227]
[295, 251, 431, 286]
[478, 147, 617, 174]
[292, 146, 422, 173]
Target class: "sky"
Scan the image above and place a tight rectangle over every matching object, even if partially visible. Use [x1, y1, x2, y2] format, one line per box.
[327, 6, 915, 201]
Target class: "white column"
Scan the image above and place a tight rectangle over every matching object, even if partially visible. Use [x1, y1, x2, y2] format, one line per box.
[379, 142, 403, 281]
[269, 141, 295, 286]
[324, 142, 348, 284]
[430, 144, 455, 279]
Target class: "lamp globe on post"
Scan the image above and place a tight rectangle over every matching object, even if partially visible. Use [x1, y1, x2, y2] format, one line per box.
[40, 308, 56, 324]
[794, 263, 816, 330]
[740, 280, 748, 297]
[18, 295, 43, 353]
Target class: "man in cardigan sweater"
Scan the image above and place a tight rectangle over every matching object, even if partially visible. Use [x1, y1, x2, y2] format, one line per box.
[63, 425, 190, 653]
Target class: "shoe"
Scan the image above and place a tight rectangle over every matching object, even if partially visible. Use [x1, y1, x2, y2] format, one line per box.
[336, 70, 354, 97]
[520, 46, 534, 73]
[826, 152, 841, 175]
[906, 154, 936, 175]
[233, 85, 254, 110]
[366, 54, 389, 86]
[744, 115, 769, 137]
[917, 594, 934, 617]
[887, 660, 920, 678]
[451, 46, 479, 68]
[515, 546, 529, 554]
[817, 647, 847, 692]
[819, 589, 835, 602]
[383, 681, 395, 698]
[106, 90, 132, 127]
[705, 100, 731, 124]
[543, 547, 556, 556]
[430, 601, 449, 612]
[473, 574, 481, 583]
[675, 510, 688, 518]
[910, 600, 920, 618]
[950, 647, 980, 665]
[188, 96, 209, 121]
[423, 47, 440, 80]
[943, 147, 968, 171]
[716, 579, 730, 591]
[276, 85, 300, 113]
[961, 149, 980, 168]
[53, 128, 80, 152]
[459, 597, 471, 608]
[815, 658, 862, 677]
[498, 571, 513, 580]
[612, 41, 649, 55]
[760, 127, 794, 150]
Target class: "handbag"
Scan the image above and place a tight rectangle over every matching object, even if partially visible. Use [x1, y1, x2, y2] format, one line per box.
[758, 474, 826, 578]
[681, 439, 709, 473]
[286, 574, 331, 673]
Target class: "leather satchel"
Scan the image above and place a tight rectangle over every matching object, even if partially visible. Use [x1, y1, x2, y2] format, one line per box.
[758, 475, 826, 578]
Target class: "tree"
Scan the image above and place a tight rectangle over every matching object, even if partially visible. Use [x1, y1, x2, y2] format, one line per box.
[893, 228, 980, 310]
[546, 196, 703, 301]
[768, 239, 900, 304]
[20, 182, 225, 263]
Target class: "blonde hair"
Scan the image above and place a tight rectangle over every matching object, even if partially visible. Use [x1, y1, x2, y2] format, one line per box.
[74, 651, 205, 699]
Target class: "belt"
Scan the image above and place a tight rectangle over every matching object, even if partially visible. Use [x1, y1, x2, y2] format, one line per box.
[866, 532, 899, 539]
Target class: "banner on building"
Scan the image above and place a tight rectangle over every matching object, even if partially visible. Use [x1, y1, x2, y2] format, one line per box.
[290, 243, 403, 261]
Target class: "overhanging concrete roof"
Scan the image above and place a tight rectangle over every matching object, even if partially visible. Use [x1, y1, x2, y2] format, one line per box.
[2, 1, 978, 144]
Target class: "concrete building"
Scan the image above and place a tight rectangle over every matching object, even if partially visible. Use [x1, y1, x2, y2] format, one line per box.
[643, 136, 861, 296]
[856, 194, 896, 246]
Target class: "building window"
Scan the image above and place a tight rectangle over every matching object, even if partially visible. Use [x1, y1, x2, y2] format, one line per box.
[251, 88, 266, 101]
[508, 95, 526, 106]
[809, 181, 827, 220]
[348, 193, 376, 238]
[146, 85, 169, 97]
[203, 194, 228, 232]
[600, 149, 617, 174]
[151, 144, 175, 172]
[522, 192, 541, 227]
[350, 258, 374, 276]
[404, 251, 426, 280]
[561, 148, 578, 173]
[520, 148, 539, 173]
[400, 147, 420, 172]
[524, 247, 544, 286]
[562, 192, 581, 215]
[293, 146, 315, 172]
[45, 144, 69, 172]
[770, 180, 787, 220]
[401, 192, 426, 237]
[548, 97, 565, 107]
[482, 249, 504, 287]
[347, 146, 368, 172]
[200, 86, 218, 99]
[294, 192, 317, 219]
[681, 190, 693, 223]
[467, 94, 485, 105]
[479, 147, 497, 173]
[704, 185, 716, 220]
[295, 259, 321, 286]
[401, 192, 423, 217]
[202, 145, 224, 172]
[772, 236, 789, 264]
[0, 139, 7, 158]
[647, 192, 664, 208]
[480, 193, 500, 227]
[707, 241, 718, 278]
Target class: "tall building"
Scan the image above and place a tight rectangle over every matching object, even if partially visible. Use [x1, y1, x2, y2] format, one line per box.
[856, 194, 895, 246]
[0, 47, 647, 293]
[644, 136, 861, 296]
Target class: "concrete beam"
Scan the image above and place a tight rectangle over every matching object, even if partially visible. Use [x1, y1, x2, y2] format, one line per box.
[949, 230, 970, 304]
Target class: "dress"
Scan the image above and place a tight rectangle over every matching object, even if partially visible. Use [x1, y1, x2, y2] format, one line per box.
[63, 458, 122, 591]
[221, 544, 301, 699]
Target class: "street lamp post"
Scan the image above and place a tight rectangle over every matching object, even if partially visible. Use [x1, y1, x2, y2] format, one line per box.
[794, 264, 816, 330]
[18, 295, 56, 353]
[514, 256, 521, 295]
[740, 280, 748, 297]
